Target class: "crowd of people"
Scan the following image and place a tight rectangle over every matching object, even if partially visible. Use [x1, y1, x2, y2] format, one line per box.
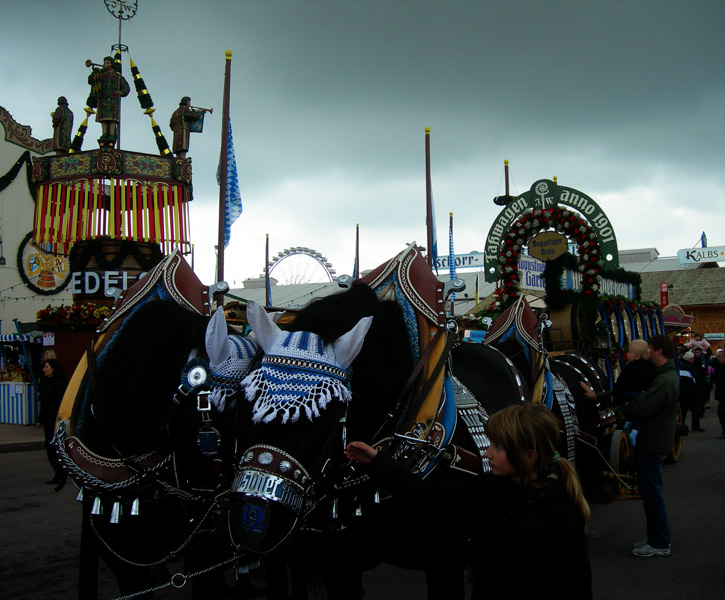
[678, 332, 725, 437]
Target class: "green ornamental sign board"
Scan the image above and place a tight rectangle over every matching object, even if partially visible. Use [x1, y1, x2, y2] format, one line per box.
[484, 179, 619, 282]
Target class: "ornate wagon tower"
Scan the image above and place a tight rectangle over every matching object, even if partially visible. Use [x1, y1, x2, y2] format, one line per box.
[31, 133, 193, 303]
[29, 2, 201, 307]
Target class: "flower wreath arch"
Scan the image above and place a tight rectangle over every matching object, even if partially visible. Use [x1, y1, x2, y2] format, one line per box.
[492, 206, 602, 309]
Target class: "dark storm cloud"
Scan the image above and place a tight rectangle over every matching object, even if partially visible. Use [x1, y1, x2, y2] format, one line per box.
[1, 1, 723, 282]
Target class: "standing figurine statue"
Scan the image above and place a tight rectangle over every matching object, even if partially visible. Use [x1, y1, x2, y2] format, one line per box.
[51, 96, 74, 154]
[169, 97, 205, 158]
[87, 56, 130, 147]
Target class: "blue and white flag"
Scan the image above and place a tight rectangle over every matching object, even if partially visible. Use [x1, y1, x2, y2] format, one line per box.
[430, 193, 439, 274]
[218, 119, 242, 248]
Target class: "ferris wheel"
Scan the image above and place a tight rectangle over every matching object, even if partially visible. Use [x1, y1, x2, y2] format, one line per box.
[265, 247, 337, 285]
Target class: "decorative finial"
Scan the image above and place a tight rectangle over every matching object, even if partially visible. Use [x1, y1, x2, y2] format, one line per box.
[104, 0, 138, 20]
[226, 50, 233, 60]
[504, 159, 509, 165]
[553, 176, 557, 182]
[425, 127, 430, 134]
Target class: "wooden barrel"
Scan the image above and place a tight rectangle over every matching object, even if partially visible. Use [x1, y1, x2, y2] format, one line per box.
[635, 307, 650, 340]
[656, 308, 665, 336]
[600, 303, 625, 348]
[544, 303, 581, 352]
[545, 302, 620, 352]
[597, 304, 615, 348]
[647, 308, 659, 337]
[617, 303, 633, 345]
[622, 304, 638, 342]
[70, 239, 163, 306]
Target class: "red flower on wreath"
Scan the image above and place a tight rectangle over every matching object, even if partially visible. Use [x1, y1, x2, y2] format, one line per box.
[494, 206, 602, 308]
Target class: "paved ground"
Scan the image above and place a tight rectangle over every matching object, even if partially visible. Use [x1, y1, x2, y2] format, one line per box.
[1, 409, 724, 599]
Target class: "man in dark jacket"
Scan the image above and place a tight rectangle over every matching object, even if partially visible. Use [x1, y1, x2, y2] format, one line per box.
[680, 351, 703, 431]
[624, 335, 679, 557]
[714, 350, 725, 437]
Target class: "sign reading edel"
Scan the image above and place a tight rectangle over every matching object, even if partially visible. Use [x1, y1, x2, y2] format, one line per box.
[677, 246, 725, 266]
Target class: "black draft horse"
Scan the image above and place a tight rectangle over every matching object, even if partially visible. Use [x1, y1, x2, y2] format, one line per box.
[232, 283, 522, 599]
[61, 299, 245, 599]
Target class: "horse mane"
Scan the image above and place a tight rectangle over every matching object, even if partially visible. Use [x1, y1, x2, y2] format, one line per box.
[84, 300, 209, 456]
[289, 283, 414, 441]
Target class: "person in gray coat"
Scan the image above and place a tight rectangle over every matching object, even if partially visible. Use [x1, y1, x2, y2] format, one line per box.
[624, 335, 679, 557]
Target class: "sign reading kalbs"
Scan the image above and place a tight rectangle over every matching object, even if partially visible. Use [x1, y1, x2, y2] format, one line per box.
[677, 246, 725, 267]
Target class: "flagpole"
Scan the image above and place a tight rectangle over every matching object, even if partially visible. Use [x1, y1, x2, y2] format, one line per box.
[265, 233, 271, 308]
[449, 211, 455, 315]
[354, 223, 360, 280]
[216, 50, 232, 283]
[504, 159, 510, 196]
[425, 127, 433, 268]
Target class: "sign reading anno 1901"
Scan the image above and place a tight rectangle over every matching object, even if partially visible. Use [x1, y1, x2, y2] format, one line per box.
[483, 179, 620, 282]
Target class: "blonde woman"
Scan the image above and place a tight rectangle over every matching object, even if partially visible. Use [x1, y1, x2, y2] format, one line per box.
[345, 403, 592, 599]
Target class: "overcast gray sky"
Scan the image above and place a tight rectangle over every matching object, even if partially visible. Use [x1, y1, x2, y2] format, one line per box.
[2, 0, 723, 285]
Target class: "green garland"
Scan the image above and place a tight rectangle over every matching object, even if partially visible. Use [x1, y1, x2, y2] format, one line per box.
[541, 253, 599, 341]
[542, 253, 644, 343]
[0, 150, 34, 197]
[478, 243, 645, 346]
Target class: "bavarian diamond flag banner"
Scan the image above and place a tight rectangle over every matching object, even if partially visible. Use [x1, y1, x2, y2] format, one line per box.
[218, 119, 242, 247]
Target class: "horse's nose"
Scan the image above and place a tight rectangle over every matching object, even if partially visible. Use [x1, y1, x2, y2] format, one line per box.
[228, 445, 311, 552]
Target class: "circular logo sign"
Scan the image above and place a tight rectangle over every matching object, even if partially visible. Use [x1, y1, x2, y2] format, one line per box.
[18, 232, 71, 295]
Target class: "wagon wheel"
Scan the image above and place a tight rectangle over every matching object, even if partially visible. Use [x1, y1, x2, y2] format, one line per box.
[608, 429, 637, 496]
[666, 404, 684, 464]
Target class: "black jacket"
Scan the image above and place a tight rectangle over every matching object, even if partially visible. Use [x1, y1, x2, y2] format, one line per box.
[623, 359, 680, 453]
[612, 359, 657, 403]
[368, 454, 592, 599]
[37, 375, 67, 427]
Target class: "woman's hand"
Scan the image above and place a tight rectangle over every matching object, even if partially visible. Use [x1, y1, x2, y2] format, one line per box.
[345, 441, 378, 464]
[580, 381, 597, 400]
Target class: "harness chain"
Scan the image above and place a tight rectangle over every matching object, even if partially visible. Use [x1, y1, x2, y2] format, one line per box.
[89, 491, 229, 568]
[553, 373, 577, 466]
[111, 553, 245, 600]
[53, 422, 174, 493]
[451, 375, 491, 471]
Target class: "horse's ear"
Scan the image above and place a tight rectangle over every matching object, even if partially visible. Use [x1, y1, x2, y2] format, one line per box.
[247, 301, 283, 353]
[206, 307, 232, 366]
[333, 316, 373, 369]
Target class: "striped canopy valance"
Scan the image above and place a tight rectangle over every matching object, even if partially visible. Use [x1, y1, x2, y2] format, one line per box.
[33, 177, 191, 256]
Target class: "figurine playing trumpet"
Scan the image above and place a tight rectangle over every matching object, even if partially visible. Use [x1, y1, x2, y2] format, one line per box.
[86, 57, 130, 147]
[169, 97, 212, 158]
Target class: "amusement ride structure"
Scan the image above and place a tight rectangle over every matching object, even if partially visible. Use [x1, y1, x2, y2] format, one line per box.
[265, 246, 337, 285]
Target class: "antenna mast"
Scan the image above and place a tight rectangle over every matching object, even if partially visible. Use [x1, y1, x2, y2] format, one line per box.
[103, 0, 138, 148]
